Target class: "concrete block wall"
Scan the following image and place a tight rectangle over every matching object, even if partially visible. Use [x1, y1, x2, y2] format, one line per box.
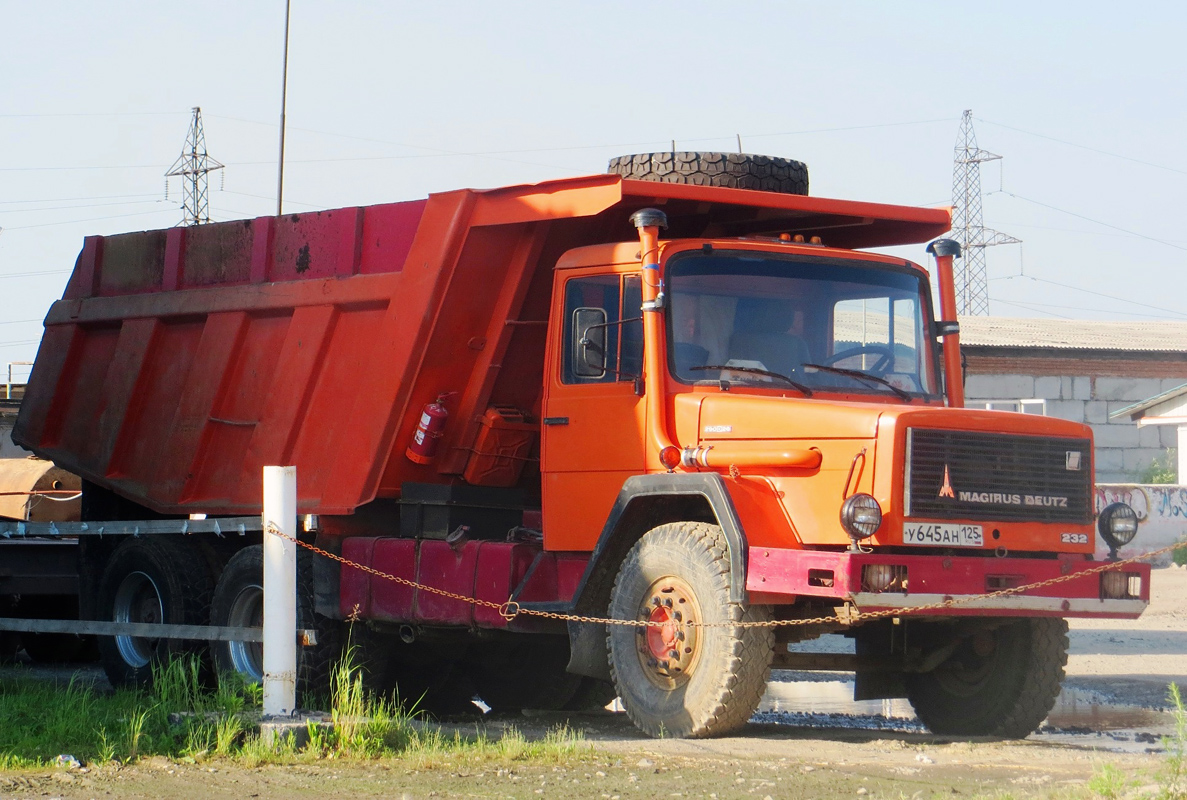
[964, 374, 1178, 483]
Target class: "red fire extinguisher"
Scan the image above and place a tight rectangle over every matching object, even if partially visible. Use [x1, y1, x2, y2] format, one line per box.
[406, 393, 452, 464]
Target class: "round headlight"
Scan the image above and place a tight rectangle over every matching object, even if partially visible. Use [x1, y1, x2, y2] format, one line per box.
[1097, 502, 1138, 549]
[841, 494, 882, 540]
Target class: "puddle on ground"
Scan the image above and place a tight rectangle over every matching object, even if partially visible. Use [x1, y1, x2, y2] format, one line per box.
[756, 678, 1176, 753]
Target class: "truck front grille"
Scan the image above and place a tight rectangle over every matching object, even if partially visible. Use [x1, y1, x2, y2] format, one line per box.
[905, 428, 1093, 524]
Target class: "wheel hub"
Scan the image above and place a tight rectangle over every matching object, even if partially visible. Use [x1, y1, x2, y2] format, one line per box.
[226, 584, 264, 682]
[636, 576, 701, 689]
[112, 570, 164, 669]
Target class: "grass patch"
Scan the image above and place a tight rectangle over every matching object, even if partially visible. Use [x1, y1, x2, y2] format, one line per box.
[0, 654, 588, 769]
[1086, 682, 1187, 800]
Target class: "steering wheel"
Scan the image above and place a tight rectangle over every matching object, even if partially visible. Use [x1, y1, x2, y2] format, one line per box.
[821, 345, 896, 376]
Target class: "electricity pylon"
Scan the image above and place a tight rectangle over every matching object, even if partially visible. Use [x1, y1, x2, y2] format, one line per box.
[951, 110, 1020, 315]
[166, 107, 224, 226]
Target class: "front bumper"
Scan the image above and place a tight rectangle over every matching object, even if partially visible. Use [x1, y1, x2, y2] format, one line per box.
[745, 547, 1150, 619]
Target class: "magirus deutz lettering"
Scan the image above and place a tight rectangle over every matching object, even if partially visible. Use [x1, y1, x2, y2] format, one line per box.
[956, 490, 1068, 508]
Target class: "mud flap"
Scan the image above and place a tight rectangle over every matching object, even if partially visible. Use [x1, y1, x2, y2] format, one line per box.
[566, 619, 611, 681]
[853, 621, 907, 701]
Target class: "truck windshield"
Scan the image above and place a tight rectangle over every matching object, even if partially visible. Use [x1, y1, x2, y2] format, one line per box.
[666, 251, 937, 397]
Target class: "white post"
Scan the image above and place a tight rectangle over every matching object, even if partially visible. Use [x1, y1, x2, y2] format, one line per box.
[262, 465, 297, 718]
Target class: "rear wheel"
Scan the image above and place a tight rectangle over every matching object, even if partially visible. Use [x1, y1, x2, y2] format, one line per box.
[607, 522, 772, 738]
[95, 537, 214, 687]
[209, 545, 342, 700]
[906, 617, 1068, 738]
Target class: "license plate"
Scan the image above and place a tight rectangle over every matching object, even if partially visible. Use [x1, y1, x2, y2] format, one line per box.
[902, 522, 984, 547]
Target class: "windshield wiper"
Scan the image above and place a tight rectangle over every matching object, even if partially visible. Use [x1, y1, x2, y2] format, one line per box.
[691, 365, 813, 397]
[801, 363, 913, 401]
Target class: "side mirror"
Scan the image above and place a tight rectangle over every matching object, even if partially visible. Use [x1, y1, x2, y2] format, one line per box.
[573, 307, 608, 378]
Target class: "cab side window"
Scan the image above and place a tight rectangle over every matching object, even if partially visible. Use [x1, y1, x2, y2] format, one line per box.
[562, 275, 643, 385]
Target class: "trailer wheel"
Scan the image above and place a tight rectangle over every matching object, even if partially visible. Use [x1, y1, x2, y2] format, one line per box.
[606, 522, 772, 738]
[209, 545, 341, 699]
[95, 538, 214, 687]
[906, 618, 1068, 738]
[608, 152, 809, 195]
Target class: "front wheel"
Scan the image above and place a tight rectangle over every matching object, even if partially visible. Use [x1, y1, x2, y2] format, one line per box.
[906, 617, 1068, 738]
[607, 522, 772, 738]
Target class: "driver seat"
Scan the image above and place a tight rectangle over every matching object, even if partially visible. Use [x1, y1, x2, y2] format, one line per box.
[728, 299, 810, 377]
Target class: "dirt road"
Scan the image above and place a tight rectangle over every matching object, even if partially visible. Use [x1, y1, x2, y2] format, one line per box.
[2, 567, 1184, 799]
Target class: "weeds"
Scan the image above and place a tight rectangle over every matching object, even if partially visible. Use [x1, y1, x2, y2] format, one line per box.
[0, 654, 587, 770]
[1089, 762, 1133, 799]
[1087, 683, 1187, 800]
[1174, 535, 1187, 569]
[1160, 683, 1186, 800]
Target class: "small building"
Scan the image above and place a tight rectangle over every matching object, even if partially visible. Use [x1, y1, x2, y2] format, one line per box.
[1112, 383, 1187, 483]
[959, 317, 1187, 482]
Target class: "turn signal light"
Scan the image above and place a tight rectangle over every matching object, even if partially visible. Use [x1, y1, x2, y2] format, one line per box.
[659, 446, 682, 472]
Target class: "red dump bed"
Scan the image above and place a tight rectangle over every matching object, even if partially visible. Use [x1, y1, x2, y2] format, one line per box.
[14, 174, 949, 515]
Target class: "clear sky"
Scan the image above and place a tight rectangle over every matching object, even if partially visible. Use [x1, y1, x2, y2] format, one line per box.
[2, 1, 1185, 370]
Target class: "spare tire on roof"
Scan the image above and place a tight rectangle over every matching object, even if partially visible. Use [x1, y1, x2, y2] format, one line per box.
[608, 151, 809, 196]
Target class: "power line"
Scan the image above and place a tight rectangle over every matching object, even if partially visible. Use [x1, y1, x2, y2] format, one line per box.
[2, 209, 176, 231]
[992, 190, 1187, 252]
[976, 117, 1187, 177]
[989, 298, 1181, 319]
[991, 298, 1072, 319]
[992, 274, 1187, 319]
[0, 270, 71, 280]
[0, 111, 181, 119]
[219, 189, 321, 209]
[0, 192, 161, 206]
[2, 116, 957, 174]
[992, 220, 1187, 244]
[0, 199, 171, 215]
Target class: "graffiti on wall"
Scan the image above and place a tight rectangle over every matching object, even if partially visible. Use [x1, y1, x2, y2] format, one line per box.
[1095, 484, 1187, 564]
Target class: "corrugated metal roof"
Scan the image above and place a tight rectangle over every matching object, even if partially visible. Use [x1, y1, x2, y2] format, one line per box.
[1111, 382, 1187, 419]
[958, 317, 1187, 352]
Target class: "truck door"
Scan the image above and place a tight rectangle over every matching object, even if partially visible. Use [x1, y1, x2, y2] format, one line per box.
[541, 272, 646, 552]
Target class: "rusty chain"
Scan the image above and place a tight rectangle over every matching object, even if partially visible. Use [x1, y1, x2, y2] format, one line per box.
[264, 523, 1187, 630]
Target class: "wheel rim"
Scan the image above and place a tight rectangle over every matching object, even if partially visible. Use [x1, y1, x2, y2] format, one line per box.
[225, 583, 264, 682]
[111, 570, 163, 669]
[634, 576, 702, 689]
[933, 630, 1000, 696]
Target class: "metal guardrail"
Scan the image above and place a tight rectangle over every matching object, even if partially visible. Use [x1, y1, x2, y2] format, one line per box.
[0, 617, 265, 643]
[0, 516, 263, 539]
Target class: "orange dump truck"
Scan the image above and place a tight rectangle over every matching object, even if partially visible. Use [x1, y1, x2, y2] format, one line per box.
[10, 152, 1149, 738]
